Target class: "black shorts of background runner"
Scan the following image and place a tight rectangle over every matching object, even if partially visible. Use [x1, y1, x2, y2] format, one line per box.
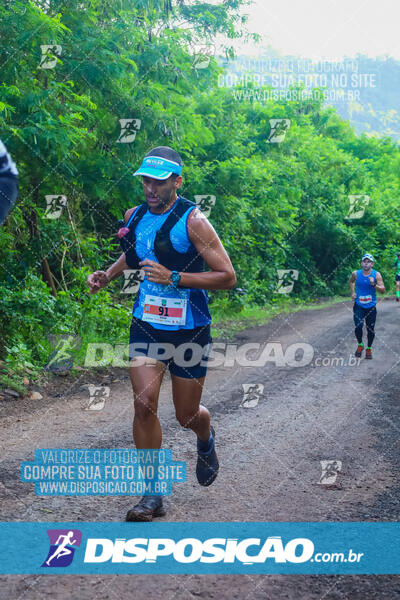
[0, 174, 18, 226]
[129, 317, 212, 379]
[395, 274, 400, 282]
[353, 303, 377, 347]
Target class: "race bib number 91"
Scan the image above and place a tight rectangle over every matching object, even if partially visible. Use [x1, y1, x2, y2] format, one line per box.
[142, 294, 187, 326]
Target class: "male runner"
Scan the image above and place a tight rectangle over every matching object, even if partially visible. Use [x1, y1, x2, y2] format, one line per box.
[394, 252, 400, 301]
[87, 146, 236, 521]
[349, 253, 385, 359]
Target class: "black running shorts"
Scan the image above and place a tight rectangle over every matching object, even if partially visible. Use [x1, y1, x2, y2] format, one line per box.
[129, 317, 212, 379]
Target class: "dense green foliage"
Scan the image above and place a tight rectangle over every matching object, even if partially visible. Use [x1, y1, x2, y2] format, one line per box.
[1, 0, 400, 382]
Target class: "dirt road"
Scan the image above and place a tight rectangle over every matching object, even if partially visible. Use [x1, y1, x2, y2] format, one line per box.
[0, 299, 399, 599]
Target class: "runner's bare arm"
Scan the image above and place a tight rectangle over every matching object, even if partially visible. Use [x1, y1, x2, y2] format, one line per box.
[123, 206, 136, 223]
[349, 271, 357, 298]
[140, 209, 236, 290]
[374, 271, 385, 294]
[183, 209, 236, 289]
[87, 207, 137, 293]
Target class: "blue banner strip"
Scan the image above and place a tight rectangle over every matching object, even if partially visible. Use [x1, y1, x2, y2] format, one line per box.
[0, 522, 398, 574]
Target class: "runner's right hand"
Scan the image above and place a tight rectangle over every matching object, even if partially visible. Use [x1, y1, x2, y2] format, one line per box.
[87, 270, 109, 294]
[351, 292, 357, 300]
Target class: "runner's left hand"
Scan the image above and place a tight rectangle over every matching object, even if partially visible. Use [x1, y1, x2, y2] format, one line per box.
[139, 259, 172, 285]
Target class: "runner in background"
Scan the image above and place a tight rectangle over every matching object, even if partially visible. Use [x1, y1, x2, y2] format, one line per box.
[0, 139, 19, 226]
[349, 253, 385, 360]
[87, 146, 236, 521]
[394, 252, 400, 302]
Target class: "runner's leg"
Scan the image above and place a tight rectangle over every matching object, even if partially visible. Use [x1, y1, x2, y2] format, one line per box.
[129, 358, 166, 448]
[353, 303, 364, 344]
[172, 373, 219, 486]
[171, 374, 210, 441]
[126, 359, 167, 521]
[365, 306, 377, 348]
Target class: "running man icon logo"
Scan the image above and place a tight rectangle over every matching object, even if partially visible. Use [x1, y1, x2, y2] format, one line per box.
[39, 45, 62, 69]
[85, 384, 110, 411]
[267, 119, 291, 143]
[276, 270, 299, 294]
[241, 384, 264, 408]
[42, 529, 82, 568]
[116, 119, 142, 143]
[346, 195, 370, 220]
[194, 195, 216, 218]
[318, 460, 342, 485]
[191, 45, 215, 70]
[44, 195, 67, 219]
[44, 335, 81, 374]
[121, 269, 145, 294]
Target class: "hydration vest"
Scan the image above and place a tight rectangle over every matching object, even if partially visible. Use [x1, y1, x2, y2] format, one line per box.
[118, 196, 205, 273]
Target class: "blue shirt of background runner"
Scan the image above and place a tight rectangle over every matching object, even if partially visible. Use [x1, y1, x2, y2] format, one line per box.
[355, 269, 377, 309]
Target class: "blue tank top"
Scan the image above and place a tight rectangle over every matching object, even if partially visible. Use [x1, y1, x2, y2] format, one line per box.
[355, 269, 377, 309]
[131, 199, 211, 330]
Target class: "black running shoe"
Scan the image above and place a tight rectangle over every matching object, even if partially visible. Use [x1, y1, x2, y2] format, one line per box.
[196, 426, 219, 487]
[126, 495, 166, 522]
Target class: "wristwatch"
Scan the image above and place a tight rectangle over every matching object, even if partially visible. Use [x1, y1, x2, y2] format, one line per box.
[170, 270, 181, 288]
